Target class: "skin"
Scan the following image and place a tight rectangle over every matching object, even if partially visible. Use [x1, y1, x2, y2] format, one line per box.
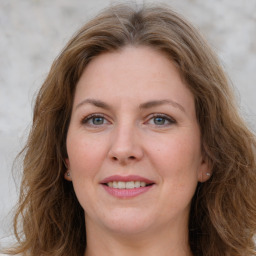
[65, 46, 210, 256]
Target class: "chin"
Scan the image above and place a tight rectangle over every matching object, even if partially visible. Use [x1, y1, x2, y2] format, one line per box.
[100, 208, 156, 235]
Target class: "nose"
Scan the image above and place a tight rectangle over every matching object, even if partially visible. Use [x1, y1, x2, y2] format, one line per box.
[108, 123, 144, 165]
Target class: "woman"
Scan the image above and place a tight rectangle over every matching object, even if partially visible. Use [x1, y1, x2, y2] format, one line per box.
[5, 3, 256, 256]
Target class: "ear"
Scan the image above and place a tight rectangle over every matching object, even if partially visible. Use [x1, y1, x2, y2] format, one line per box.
[197, 157, 211, 183]
[64, 158, 72, 181]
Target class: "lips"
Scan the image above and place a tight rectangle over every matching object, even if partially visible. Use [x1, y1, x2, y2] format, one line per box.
[100, 175, 155, 198]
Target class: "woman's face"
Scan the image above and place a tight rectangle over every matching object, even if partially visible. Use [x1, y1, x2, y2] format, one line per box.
[66, 46, 209, 236]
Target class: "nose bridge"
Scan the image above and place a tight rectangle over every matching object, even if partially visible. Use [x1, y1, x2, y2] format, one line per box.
[109, 118, 143, 163]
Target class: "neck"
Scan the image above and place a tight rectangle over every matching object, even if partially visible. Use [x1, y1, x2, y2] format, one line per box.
[84, 220, 192, 256]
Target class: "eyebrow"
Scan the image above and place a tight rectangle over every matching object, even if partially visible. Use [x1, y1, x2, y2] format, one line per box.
[75, 98, 185, 113]
[139, 99, 185, 113]
[75, 99, 111, 110]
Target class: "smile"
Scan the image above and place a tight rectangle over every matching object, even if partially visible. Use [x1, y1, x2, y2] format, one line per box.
[100, 175, 155, 198]
[106, 181, 152, 189]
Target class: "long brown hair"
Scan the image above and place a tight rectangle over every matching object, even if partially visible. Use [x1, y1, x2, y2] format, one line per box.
[5, 3, 256, 256]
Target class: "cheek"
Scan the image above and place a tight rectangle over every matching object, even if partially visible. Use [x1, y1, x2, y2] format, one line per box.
[144, 133, 201, 218]
[66, 133, 107, 210]
[148, 131, 202, 182]
[66, 132, 107, 178]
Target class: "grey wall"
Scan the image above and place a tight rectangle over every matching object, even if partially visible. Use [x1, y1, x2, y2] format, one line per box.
[1, 0, 256, 247]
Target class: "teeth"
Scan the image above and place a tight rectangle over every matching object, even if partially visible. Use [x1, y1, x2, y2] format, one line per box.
[107, 181, 150, 189]
[140, 181, 146, 187]
[134, 181, 140, 188]
[118, 181, 125, 189]
[113, 181, 118, 188]
[126, 181, 134, 189]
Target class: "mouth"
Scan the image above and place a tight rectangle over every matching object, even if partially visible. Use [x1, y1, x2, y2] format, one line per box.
[100, 175, 155, 198]
[104, 181, 154, 189]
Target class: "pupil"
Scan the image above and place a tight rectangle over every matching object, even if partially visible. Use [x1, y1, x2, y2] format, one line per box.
[93, 117, 103, 125]
[154, 117, 165, 125]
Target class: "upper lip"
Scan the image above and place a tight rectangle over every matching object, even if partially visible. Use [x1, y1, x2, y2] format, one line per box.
[100, 175, 155, 184]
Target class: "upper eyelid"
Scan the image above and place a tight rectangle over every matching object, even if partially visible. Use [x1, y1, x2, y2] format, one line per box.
[81, 113, 111, 124]
[146, 113, 176, 121]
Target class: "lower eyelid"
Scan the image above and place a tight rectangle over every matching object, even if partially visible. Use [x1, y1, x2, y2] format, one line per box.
[81, 114, 108, 125]
[147, 114, 176, 124]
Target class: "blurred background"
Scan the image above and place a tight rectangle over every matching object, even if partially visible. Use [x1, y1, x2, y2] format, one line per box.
[1, 0, 255, 247]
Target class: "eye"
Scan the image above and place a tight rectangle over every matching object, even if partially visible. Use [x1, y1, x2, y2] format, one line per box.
[153, 116, 168, 125]
[91, 116, 105, 125]
[147, 114, 176, 126]
[81, 114, 110, 126]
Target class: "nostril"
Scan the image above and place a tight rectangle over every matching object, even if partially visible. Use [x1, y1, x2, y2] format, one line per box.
[111, 155, 136, 162]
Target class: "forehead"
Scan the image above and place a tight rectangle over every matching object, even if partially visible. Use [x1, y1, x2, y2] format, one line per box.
[81, 46, 180, 79]
[74, 46, 195, 114]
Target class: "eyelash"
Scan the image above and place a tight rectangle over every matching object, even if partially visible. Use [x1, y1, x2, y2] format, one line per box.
[81, 114, 110, 126]
[146, 113, 176, 127]
[81, 113, 176, 127]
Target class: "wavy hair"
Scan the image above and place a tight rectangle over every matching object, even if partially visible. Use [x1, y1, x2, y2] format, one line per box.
[5, 3, 256, 256]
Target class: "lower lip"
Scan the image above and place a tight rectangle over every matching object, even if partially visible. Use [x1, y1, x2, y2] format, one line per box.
[102, 185, 153, 198]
